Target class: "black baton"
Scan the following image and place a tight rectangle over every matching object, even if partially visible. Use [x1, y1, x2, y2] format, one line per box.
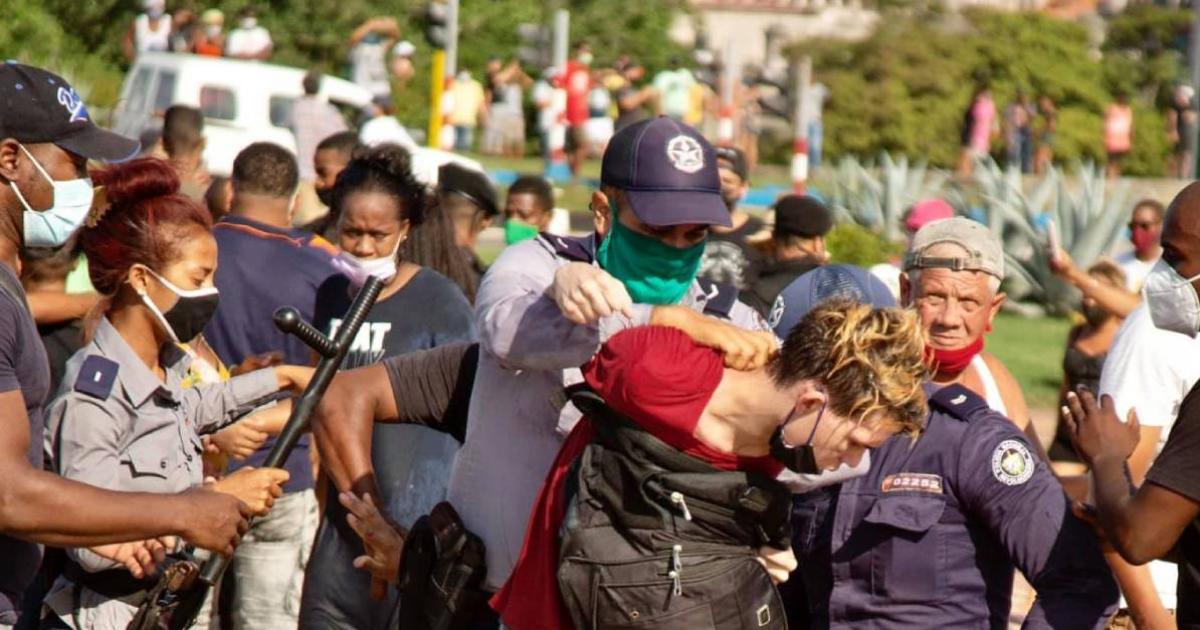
[196, 275, 384, 585]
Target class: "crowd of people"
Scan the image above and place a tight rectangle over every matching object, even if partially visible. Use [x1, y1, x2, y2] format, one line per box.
[7, 46, 1200, 630]
[124, 0, 274, 61]
[960, 81, 1199, 179]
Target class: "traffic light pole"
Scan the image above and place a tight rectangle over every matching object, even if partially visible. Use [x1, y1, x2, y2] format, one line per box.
[545, 8, 572, 182]
[438, 0, 460, 150]
[428, 48, 446, 148]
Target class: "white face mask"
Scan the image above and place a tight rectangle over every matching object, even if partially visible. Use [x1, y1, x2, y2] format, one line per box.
[1145, 258, 1200, 337]
[240, 17, 257, 30]
[205, 24, 222, 37]
[10, 145, 95, 248]
[332, 236, 402, 287]
[578, 52, 594, 65]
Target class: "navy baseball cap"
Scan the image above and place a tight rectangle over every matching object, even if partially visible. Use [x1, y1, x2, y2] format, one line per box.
[600, 117, 730, 228]
[769, 264, 896, 337]
[0, 62, 140, 162]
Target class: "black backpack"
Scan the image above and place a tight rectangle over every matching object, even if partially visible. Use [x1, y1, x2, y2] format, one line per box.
[557, 387, 792, 630]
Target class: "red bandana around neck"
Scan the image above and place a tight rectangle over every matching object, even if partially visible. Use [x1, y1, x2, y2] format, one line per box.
[925, 336, 985, 377]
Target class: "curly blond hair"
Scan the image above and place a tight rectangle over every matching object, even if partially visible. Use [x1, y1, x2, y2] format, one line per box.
[770, 299, 930, 435]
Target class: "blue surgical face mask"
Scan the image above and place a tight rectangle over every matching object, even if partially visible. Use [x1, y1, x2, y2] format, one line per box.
[10, 145, 95, 248]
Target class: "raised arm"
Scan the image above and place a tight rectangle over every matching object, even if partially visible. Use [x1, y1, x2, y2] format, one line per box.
[475, 242, 651, 370]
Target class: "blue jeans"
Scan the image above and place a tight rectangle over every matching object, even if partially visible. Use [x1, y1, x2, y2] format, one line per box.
[454, 126, 475, 152]
[224, 489, 317, 629]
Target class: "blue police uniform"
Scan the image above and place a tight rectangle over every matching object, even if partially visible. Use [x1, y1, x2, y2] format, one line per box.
[790, 384, 1118, 629]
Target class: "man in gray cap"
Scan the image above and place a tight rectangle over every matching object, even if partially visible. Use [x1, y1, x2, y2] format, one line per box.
[901, 217, 1031, 432]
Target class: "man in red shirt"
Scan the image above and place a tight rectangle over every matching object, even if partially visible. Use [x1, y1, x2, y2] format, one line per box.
[563, 41, 593, 177]
[495, 300, 930, 629]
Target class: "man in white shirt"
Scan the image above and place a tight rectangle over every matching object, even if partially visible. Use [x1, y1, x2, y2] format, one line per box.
[226, 7, 272, 60]
[1115, 199, 1165, 291]
[1095, 301, 1200, 625]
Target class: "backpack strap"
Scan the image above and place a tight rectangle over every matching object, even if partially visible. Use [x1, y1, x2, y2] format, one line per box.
[541, 233, 595, 264]
[696, 278, 738, 319]
[928, 384, 992, 423]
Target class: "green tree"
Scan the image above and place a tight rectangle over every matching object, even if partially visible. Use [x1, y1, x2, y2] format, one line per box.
[790, 9, 1170, 176]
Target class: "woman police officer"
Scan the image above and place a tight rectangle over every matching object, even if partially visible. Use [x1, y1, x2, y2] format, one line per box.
[40, 159, 312, 629]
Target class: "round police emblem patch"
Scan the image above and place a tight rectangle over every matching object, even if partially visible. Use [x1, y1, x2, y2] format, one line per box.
[991, 439, 1034, 486]
[666, 135, 704, 173]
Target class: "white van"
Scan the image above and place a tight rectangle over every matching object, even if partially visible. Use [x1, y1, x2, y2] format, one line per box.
[113, 52, 372, 176]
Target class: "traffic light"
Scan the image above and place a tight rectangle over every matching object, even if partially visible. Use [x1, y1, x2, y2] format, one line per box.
[424, 2, 448, 49]
[516, 22, 551, 69]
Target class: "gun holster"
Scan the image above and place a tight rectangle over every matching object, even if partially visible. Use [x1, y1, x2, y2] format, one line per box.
[397, 501, 489, 630]
[125, 554, 204, 630]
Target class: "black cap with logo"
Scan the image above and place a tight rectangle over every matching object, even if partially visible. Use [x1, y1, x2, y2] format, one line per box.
[600, 116, 731, 228]
[0, 62, 140, 162]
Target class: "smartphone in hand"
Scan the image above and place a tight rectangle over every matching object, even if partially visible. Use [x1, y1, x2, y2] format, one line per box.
[1045, 219, 1062, 265]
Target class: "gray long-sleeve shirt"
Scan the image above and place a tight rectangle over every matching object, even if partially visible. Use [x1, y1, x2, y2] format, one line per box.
[45, 317, 278, 571]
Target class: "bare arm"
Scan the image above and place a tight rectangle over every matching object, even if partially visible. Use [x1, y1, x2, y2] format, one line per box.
[123, 22, 137, 61]
[1065, 390, 1200, 564]
[26, 292, 99, 326]
[0, 391, 250, 552]
[1052, 253, 1140, 318]
[311, 343, 479, 500]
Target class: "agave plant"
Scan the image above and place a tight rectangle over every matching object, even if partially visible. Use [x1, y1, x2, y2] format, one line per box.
[822, 153, 947, 241]
[970, 158, 1130, 315]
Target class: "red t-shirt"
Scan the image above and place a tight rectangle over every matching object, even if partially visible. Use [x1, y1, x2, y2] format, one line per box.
[490, 326, 780, 630]
[562, 60, 592, 127]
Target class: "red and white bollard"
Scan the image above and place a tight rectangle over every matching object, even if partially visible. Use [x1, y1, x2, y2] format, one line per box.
[791, 136, 809, 195]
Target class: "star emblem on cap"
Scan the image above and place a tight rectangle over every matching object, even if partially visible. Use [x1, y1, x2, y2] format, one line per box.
[666, 135, 704, 173]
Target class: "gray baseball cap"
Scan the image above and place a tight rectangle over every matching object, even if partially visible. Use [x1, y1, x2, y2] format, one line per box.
[904, 217, 1004, 280]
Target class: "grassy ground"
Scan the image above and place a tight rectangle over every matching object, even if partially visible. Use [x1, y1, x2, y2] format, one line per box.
[988, 312, 1072, 409]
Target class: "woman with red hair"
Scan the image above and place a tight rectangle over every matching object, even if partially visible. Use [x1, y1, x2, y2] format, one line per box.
[39, 159, 313, 629]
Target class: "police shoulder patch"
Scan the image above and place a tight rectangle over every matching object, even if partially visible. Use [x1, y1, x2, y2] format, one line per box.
[544, 233, 594, 264]
[991, 439, 1034, 486]
[75, 355, 119, 400]
[929, 384, 989, 422]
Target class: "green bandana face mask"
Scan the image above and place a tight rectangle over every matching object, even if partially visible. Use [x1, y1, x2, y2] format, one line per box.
[595, 204, 705, 305]
[505, 218, 541, 245]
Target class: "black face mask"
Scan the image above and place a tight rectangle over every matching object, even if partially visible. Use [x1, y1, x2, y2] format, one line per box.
[770, 428, 820, 474]
[770, 401, 827, 474]
[141, 269, 221, 343]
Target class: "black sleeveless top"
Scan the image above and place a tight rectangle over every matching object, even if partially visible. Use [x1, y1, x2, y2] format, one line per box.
[1050, 346, 1108, 462]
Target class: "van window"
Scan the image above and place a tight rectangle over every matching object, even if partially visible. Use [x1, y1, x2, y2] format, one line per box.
[153, 71, 177, 115]
[124, 67, 154, 113]
[269, 96, 294, 129]
[200, 86, 236, 121]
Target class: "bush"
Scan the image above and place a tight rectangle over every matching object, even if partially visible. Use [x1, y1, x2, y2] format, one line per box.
[826, 222, 906, 268]
[0, 0, 126, 113]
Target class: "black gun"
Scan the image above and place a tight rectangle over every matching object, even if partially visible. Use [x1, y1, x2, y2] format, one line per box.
[127, 276, 385, 630]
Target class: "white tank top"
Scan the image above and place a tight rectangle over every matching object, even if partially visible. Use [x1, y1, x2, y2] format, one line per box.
[970, 354, 1008, 416]
[135, 14, 172, 54]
